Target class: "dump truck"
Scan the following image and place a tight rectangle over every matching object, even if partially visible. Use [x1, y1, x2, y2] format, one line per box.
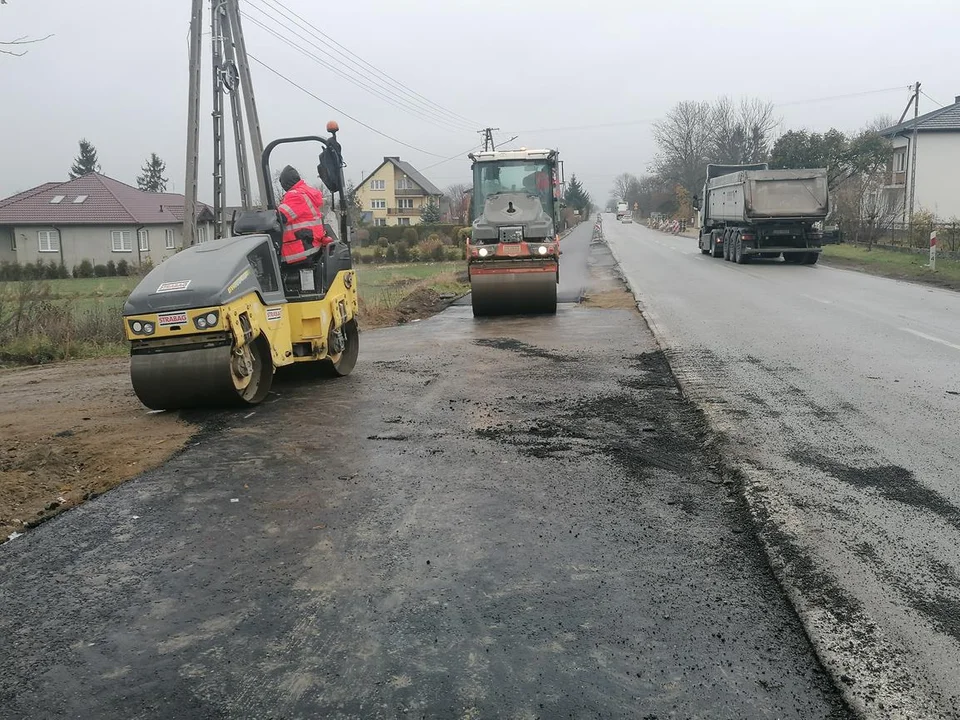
[616, 201, 628, 219]
[694, 163, 829, 264]
[465, 148, 562, 316]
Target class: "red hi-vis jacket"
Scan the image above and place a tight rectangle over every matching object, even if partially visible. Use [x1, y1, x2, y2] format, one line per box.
[278, 180, 330, 263]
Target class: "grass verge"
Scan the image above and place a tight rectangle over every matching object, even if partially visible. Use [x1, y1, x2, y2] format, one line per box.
[820, 244, 960, 292]
[0, 262, 469, 365]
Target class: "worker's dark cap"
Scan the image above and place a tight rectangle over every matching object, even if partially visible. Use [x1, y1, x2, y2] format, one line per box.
[280, 165, 301, 191]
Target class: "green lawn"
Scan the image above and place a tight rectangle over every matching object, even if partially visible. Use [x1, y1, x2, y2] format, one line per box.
[0, 261, 468, 364]
[821, 244, 960, 291]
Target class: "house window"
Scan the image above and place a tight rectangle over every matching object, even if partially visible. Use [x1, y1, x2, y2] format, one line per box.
[398, 217, 411, 226]
[165, 228, 175, 249]
[49, 195, 65, 204]
[196, 225, 208, 244]
[371, 199, 386, 209]
[370, 179, 385, 191]
[38, 230, 59, 252]
[397, 177, 416, 190]
[111, 230, 133, 252]
[398, 198, 414, 209]
[73, 195, 88, 204]
[374, 218, 387, 227]
[138, 229, 149, 251]
[894, 151, 906, 173]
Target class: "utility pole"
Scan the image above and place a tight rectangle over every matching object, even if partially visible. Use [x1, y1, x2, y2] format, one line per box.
[908, 81, 921, 228]
[184, 0, 267, 243]
[183, 0, 204, 248]
[478, 127, 499, 152]
[211, 0, 227, 238]
[225, 0, 267, 204]
[219, 6, 251, 209]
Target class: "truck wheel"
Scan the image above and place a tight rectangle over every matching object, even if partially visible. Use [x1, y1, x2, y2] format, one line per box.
[734, 234, 748, 264]
[806, 252, 820, 265]
[711, 233, 722, 258]
[700, 235, 710, 255]
[723, 233, 732, 261]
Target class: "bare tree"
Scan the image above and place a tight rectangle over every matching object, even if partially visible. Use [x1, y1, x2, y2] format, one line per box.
[612, 173, 638, 202]
[709, 97, 778, 164]
[1, 2, 54, 57]
[445, 183, 471, 224]
[651, 101, 713, 195]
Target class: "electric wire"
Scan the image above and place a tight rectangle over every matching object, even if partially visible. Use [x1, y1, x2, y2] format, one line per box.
[241, 9, 474, 134]
[508, 86, 909, 135]
[421, 144, 484, 171]
[245, 0, 480, 130]
[247, 54, 451, 158]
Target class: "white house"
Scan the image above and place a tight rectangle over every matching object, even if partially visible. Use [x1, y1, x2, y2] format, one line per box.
[0, 173, 214, 269]
[880, 97, 960, 222]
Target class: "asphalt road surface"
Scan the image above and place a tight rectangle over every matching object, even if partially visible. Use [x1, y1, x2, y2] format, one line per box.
[0, 225, 851, 719]
[604, 216, 960, 718]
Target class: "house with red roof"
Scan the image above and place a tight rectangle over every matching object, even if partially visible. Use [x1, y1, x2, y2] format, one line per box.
[0, 173, 214, 269]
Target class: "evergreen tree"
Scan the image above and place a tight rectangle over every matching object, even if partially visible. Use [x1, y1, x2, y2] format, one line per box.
[69, 138, 101, 179]
[136, 152, 168, 192]
[421, 198, 442, 224]
[563, 174, 592, 216]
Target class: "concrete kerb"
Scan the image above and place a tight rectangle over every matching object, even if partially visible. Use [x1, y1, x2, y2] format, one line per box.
[603, 235, 936, 720]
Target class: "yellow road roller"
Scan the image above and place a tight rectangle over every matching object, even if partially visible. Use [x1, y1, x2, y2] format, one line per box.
[465, 148, 562, 317]
[122, 125, 359, 409]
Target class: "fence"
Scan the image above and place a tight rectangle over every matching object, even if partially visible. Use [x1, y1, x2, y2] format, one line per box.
[840, 221, 960, 254]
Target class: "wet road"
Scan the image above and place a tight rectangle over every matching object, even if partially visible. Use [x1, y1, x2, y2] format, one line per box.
[604, 216, 960, 718]
[0, 227, 850, 719]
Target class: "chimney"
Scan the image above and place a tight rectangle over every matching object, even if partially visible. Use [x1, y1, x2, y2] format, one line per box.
[955, 95, 960, 104]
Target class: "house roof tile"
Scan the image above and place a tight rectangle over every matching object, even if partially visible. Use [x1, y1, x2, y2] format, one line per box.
[881, 100, 960, 136]
[0, 173, 212, 226]
[357, 157, 443, 196]
[0, 183, 61, 209]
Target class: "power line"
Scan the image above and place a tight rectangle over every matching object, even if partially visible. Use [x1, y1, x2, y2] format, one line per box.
[510, 86, 909, 135]
[247, 54, 450, 158]
[240, 10, 473, 134]
[421, 143, 483, 171]
[921, 90, 945, 108]
[774, 85, 906, 107]
[247, 0, 480, 130]
[511, 118, 656, 134]
[242, 1, 474, 132]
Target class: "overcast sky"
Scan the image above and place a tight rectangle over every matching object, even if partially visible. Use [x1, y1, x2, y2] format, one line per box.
[2, 0, 958, 205]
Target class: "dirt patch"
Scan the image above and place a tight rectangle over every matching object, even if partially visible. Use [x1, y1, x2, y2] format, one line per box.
[581, 288, 639, 310]
[0, 358, 196, 542]
[360, 284, 464, 330]
[582, 243, 639, 310]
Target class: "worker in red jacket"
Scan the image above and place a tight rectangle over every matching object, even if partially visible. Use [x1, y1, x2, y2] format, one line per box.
[277, 165, 331, 264]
